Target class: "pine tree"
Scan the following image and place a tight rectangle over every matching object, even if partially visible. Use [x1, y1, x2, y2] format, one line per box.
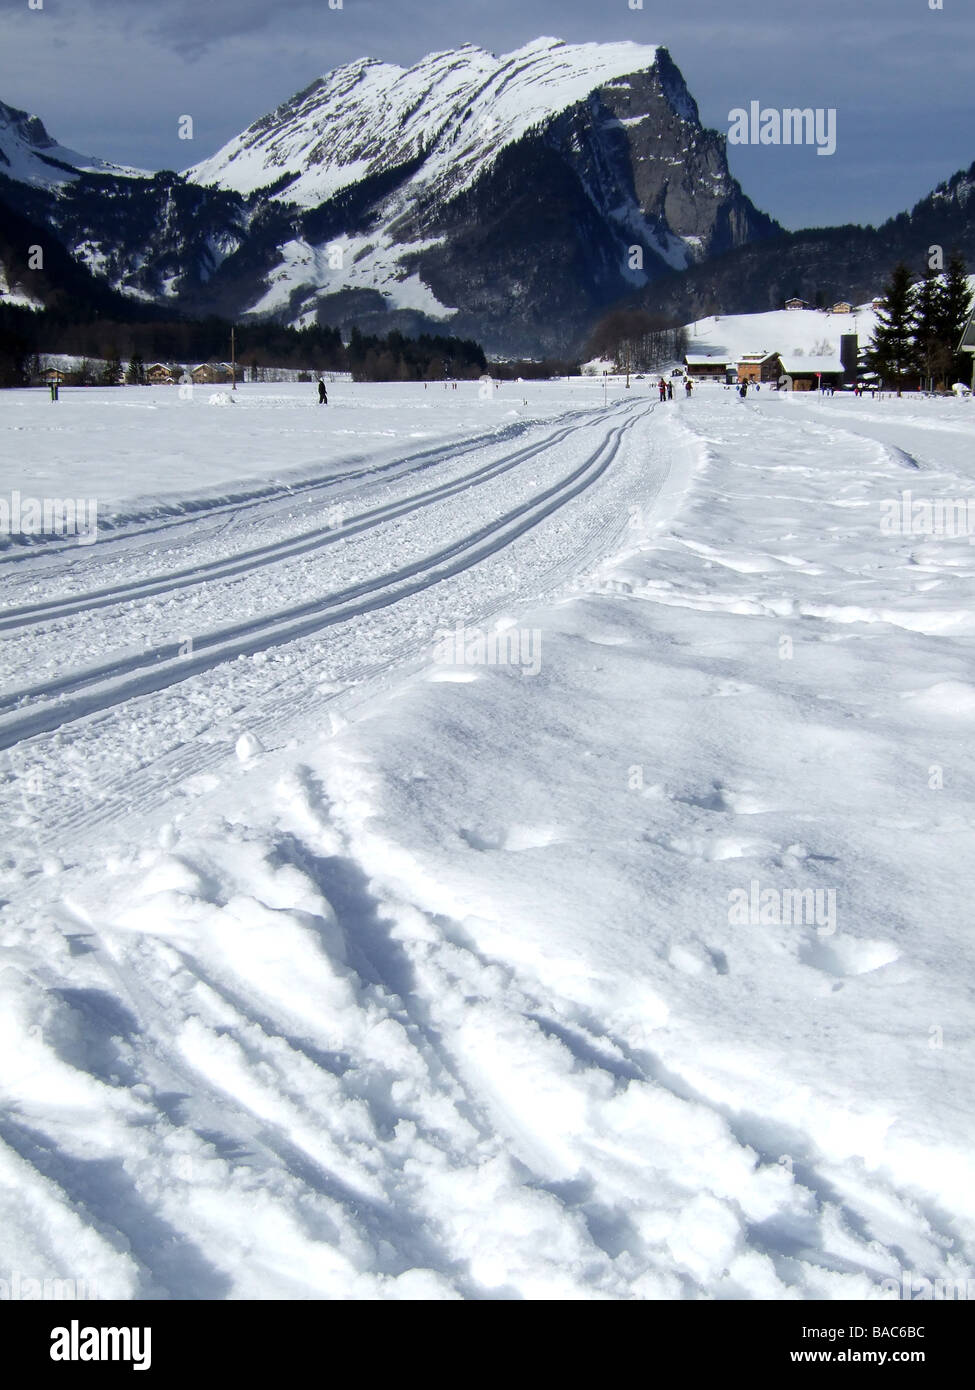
[936, 252, 973, 386]
[868, 263, 916, 394]
[101, 349, 123, 386]
[912, 267, 950, 391]
[125, 352, 146, 385]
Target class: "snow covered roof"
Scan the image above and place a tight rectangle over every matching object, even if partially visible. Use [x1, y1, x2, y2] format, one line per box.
[778, 355, 845, 375]
[685, 353, 731, 366]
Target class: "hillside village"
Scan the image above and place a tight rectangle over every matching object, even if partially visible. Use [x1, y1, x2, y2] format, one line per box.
[679, 301, 882, 390]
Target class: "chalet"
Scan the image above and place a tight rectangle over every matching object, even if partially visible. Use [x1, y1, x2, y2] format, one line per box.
[190, 363, 232, 384]
[737, 351, 783, 384]
[146, 363, 178, 385]
[872, 298, 885, 311]
[685, 353, 732, 380]
[785, 297, 809, 311]
[39, 367, 64, 385]
[778, 354, 846, 392]
[831, 301, 854, 314]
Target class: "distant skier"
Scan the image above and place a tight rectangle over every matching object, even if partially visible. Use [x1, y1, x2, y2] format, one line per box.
[658, 379, 666, 402]
[684, 378, 693, 397]
[667, 381, 674, 400]
[739, 380, 748, 399]
[318, 378, 328, 405]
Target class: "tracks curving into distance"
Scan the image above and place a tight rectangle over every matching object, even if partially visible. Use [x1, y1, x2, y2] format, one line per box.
[0, 398, 652, 751]
[0, 408, 611, 631]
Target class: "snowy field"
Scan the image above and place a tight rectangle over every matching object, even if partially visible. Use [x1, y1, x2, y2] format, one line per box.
[684, 305, 881, 359]
[1, 378, 974, 1300]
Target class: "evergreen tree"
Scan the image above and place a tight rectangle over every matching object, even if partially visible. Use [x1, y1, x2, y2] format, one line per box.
[936, 251, 973, 385]
[101, 349, 123, 386]
[125, 352, 146, 385]
[868, 263, 916, 394]
[912, 267, 950, 390]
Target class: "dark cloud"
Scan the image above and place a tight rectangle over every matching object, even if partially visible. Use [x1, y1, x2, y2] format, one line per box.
[1, 0, 972, 229]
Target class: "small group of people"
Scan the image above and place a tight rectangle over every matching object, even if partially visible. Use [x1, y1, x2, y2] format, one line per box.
[657, 376, 695, 400]
[655, 376, 693, 400]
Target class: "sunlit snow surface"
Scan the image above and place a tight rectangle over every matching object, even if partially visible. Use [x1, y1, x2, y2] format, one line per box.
[1, 377, 974, 1299]
[186, 39, 663, 207]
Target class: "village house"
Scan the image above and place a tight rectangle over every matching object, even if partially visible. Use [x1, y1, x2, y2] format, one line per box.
[146, 363, 179, 385]
[737, 351, 783, 384]
[684, 353, 733, 380]
[39, 367, 64, 385]
[785, 297, 809, 310]
[831, 301, 854, 314]
[190, 363, 233, 384]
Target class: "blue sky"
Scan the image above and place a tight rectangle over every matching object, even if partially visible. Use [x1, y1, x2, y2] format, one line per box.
[2, 0, 971, 230]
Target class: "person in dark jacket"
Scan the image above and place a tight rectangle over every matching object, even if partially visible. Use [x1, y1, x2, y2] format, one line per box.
[318, 378, 328, 404]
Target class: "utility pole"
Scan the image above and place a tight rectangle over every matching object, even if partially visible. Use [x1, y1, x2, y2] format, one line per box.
[231, 326, 237, 391]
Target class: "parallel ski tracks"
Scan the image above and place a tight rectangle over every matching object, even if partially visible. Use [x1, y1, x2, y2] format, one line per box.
[0, 404, 586, 574]
[0, 409, 601, 631]
[0, 399, 650, 762]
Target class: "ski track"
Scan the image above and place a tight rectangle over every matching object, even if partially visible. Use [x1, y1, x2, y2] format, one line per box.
[3, 384, 974, 1300]
[0, 418, 587, 629]
[0, 400, 650, 750]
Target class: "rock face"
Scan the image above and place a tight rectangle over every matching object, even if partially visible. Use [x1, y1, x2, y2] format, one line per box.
[627, 162, 975, 325]
[184, 39, 781, 354]
[0, 40, 780, 354]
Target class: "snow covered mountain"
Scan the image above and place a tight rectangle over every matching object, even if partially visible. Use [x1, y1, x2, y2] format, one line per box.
[182, 38, 779, 350]
[0, 40, 779, 354]
[11, 38, 972, 355]
[0, 99, 146, 188]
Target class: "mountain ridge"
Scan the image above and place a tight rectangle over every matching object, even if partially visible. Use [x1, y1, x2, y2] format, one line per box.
[0, 39, 780, 352]
[2, 39, 972, 355]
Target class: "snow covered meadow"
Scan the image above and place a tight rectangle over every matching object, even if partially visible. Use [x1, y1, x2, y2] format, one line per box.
[1, 377, 974, 1299]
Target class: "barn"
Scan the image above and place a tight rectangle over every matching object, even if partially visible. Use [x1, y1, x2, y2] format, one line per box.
[685, 353, 733, 380]
[778, 354, 846, 392]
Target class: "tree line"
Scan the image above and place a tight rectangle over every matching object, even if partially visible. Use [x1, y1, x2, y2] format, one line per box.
[584, 309, 689, 374]
[868, 251, 973, 393]
[0, 303, 348, 386]
[0, 300, 585, 386]
[345, 328, 486, 381]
